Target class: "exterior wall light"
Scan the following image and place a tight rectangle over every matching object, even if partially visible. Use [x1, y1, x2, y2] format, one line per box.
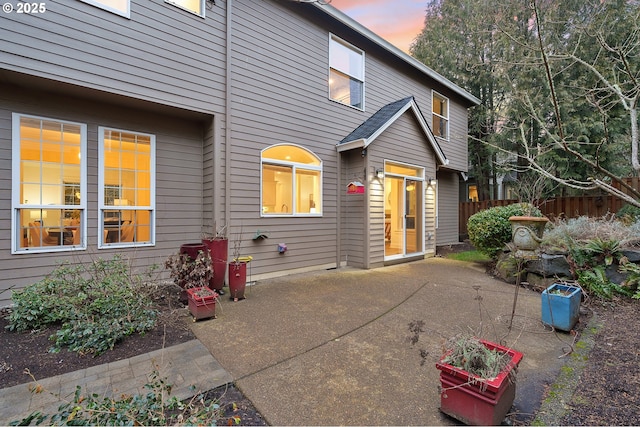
[429, 177, 437, 187]
[375, 168, 384, 180]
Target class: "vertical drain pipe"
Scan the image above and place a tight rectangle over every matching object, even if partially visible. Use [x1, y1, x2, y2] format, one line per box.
[224, 0, 233, 229]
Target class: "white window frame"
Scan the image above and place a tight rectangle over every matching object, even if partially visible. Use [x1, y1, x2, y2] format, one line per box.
[260, 144, 323, 217]
[329, 34, 365, 110]
[98, 126, 156, 249]
[11, 113, 88, 254]
[165, 0, 205, 17]
[79, 0, 130, 18]
[432, 90, 449, 141]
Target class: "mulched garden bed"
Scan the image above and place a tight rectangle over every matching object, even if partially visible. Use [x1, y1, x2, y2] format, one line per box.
[0, 283, 266, 426]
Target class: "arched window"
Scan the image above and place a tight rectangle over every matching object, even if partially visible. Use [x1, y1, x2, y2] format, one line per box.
[261, 145, 322, 216]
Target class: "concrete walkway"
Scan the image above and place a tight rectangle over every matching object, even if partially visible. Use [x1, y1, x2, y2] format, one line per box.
[0, 257, 579, 425]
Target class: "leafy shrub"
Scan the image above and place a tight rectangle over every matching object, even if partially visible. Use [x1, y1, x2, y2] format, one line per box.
[618, 258, 640, 299]
[616, 203, 640, 224]
[6, 255, 158, 355]
[13, 368, 223, 426]
[165, 250, 212, 290]
[467, 203, 542, 258]
[577, 265, 631, 299]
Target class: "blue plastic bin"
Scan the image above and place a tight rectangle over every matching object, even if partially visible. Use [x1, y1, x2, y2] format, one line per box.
[541, 283, 581, 332]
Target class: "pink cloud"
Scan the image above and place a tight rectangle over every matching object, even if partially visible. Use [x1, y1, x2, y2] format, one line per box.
[330, 0, 426, 52]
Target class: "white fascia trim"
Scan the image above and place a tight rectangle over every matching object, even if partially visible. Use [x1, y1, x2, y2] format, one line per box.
[336, 138, 366, 152]
[336, 99, 449, 166]
[407, 100, 449, 166]
[313, 4, 480, 107]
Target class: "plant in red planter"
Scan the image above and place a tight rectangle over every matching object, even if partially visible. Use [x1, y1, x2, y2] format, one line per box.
[186, 286, 219, 321]
[436, 336, 523, 426]
[228, 228, 252, 302]
[165, 244, 213, 303]
[409, 323, 523, 426]
[202, 222, 228, 295]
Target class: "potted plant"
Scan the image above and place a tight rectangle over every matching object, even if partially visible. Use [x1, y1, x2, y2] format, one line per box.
[435, 335, 523, 426]
[408, 317, 524, 426]
[541, 282, 582, 332]
[165, 244, 213, 303]
[202, 222, 228, 295]
[228, 228, 252, 302]
[186, 286, 219, 321]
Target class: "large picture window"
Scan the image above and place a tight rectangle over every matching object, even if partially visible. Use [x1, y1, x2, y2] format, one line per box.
[329, 35, 364, 110]
[432, 91, 449, 140]
[261, 145, 322, 216]
[12, 114, 87, 253]
[98, 127, 155, 247]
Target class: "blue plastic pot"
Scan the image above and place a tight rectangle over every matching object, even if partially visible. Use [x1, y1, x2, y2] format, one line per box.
[541, 283, 581, 332]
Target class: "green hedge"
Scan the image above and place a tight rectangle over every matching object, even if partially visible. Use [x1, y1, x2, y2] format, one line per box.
[467, 203, 542, 258]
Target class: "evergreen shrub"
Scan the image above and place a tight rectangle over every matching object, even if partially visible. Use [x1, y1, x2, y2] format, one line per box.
[467, 203, 542, 258]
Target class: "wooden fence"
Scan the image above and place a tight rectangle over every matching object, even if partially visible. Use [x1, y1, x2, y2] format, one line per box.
[459, 195, 627, 238]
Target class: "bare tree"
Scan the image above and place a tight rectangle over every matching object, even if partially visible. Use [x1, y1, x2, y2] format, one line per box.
[496, 0, 640, 206]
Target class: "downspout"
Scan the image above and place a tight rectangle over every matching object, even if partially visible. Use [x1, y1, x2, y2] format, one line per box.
[336, 152, 341, 269]
[363, 156, 370, 269]
[224, 0, 232, 229]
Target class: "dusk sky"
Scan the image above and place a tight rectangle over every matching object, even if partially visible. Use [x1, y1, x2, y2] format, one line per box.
[329, 0, 428, 53]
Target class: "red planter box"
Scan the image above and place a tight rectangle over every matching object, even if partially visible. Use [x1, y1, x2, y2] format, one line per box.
[186, 287, 218, 321]
[435, 339, 523, 425]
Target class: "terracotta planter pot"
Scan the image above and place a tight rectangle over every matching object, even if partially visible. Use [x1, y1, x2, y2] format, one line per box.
[541, 283, 581, 332]
[436, 339, 523, 426]
[186, 286, 218, 321]
[202, 238, 228, 291]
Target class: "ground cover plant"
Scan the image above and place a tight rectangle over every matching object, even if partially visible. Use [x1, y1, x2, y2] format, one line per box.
[540, 215, 640, 300]
[6, 255, 158, 356]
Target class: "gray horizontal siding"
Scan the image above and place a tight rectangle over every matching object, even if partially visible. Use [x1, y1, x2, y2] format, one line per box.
[436, 172, 460, 245]
[0, 82, 208, 306]
[0, 0, 226, 114]
[225, 0, 470, 276]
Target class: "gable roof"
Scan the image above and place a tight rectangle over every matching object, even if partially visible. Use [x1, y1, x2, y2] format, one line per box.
[312, 4, 481, 107]
[336, 96, 448, 166]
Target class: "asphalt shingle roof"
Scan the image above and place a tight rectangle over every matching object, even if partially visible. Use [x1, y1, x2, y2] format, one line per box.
[338, 96, 414, 145]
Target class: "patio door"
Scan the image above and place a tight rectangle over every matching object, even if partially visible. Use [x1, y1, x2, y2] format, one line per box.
[384, 164, 424, 258]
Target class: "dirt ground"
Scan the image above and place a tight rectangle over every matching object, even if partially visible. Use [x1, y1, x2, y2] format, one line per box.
[1, 249, 639, 425]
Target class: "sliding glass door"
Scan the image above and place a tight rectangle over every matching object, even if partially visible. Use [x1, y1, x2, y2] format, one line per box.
[384, 163, 424, 258]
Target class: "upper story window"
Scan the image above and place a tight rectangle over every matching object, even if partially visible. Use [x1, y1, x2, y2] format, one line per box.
[329, 35, 364, 110]
[79, 0, 130, 18]
[98, 128, 155, 248]
[165, 0, 205, 16]
[261, 145, 322, 216]
[432, 91, 449, 140]
[12, 114, 87, 253]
